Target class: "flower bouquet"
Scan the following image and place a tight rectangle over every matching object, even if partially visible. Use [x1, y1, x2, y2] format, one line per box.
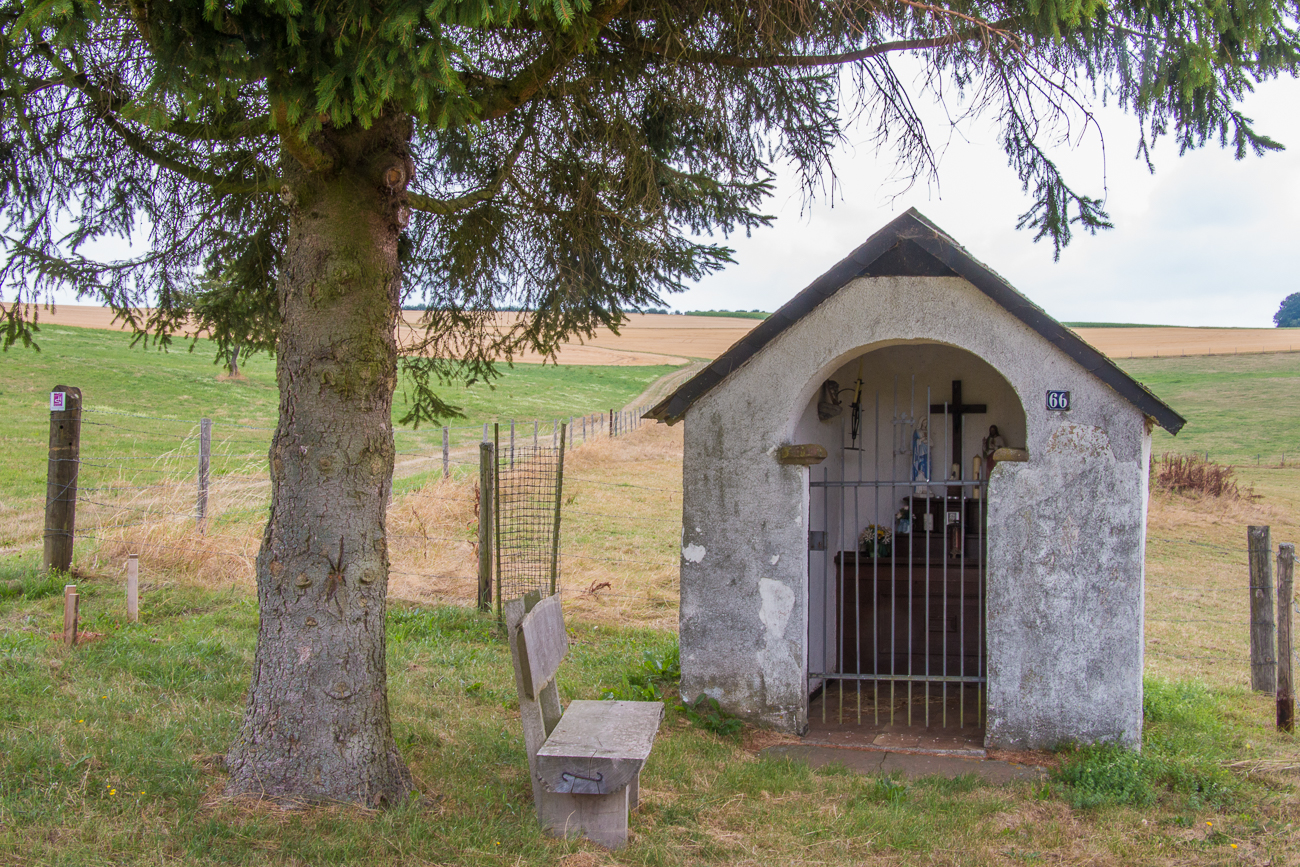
[858, 524, 892, 558]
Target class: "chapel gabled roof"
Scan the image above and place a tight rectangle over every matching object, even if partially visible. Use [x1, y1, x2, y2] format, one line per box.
[645, 208, 1185, 434]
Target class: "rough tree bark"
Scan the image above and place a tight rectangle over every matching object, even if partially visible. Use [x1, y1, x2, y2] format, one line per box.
[225, 113, 416, 804]
[227, 344, 241, 378]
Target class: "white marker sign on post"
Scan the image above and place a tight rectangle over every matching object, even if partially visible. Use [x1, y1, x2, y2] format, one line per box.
[50, 391, 66, 412]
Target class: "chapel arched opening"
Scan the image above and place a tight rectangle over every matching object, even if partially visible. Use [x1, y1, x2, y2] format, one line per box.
[794, 341, 1027, 741]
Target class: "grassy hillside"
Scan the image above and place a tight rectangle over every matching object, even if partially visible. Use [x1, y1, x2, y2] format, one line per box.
[1117, 352, 1300, 463]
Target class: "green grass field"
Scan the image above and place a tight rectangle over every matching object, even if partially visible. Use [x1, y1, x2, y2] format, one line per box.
[0, 324, 678, 528]
[0, 559, 1293, 866]
[1117, 352, 1300, 463]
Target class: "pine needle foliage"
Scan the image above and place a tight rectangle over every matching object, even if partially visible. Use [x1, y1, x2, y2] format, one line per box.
[1, 0, 1296, 398]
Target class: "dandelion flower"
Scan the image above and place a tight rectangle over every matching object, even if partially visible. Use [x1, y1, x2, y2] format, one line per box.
[1231, 844, 1238, 849]
[110, 789, 116, 795]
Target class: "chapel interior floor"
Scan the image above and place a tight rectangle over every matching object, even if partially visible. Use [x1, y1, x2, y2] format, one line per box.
[805, 681, 986, 756]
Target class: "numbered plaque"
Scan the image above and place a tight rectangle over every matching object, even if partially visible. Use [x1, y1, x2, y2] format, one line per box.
[1046, 390, 1071, 411]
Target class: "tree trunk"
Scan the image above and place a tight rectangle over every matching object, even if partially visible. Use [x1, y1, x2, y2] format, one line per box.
[228, 344, 241, 377]
[225, 114, 416, 805]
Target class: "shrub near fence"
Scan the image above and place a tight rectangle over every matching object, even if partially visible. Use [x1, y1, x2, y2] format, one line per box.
[1153, 453, 1249, 499]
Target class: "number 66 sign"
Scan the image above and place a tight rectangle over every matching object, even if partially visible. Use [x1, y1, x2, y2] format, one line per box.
[1046, 390, 1071, 411]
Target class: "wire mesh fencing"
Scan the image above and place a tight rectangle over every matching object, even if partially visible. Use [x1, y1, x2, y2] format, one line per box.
[493, 428, 565, 611]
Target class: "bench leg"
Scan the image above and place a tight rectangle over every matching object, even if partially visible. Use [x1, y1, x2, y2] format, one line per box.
[628, 771, 640, 812]
[539, 787, 630, 849]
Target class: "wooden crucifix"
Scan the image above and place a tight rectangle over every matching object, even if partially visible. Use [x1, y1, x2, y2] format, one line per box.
[929, 380, 986, 479]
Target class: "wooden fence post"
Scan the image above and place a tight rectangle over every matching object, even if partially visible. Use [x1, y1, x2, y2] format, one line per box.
[1278, 543, 1295, 732]
[1249, 525, 1277, 692]
[609, 409, 614, 438]
[442, 426, 449, 479]
[510, 420, 515, 467]
[44, 386, 82, 574]
[197, 417, 211, 533]
[63, 584, 79, 646]
[477, 442, 494, 613]
[550, 424, 567, 596]
[126, 554, 139, 622]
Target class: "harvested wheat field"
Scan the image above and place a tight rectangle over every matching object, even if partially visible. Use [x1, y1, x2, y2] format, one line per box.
[12, 303, 1300, 362]
[1073, 326, 1300, 358]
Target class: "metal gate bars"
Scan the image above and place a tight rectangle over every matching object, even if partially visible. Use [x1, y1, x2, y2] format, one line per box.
[808, 385, 987, 731]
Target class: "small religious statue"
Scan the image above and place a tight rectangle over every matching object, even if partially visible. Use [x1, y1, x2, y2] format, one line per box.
[971, 455, 984, 500]
[910, 417, 930, 493]
[982, 424, 1006, 472]
[895, 506, 911, 535]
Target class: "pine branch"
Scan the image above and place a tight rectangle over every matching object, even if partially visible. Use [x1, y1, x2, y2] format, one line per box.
[620, 18, 1020, 70]
[30, 42, 275, 194]
[474, 0, 631, 121]
[407, 124, 530, 215]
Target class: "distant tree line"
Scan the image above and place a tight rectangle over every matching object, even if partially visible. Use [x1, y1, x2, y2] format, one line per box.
[684, 309, 770, 320]
[1276, 293, 1300, 328]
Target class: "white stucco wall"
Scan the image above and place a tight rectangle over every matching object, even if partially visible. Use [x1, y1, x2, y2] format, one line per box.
[678, 275, 1150, 747]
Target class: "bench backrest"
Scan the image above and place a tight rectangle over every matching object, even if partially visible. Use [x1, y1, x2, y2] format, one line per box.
[516, 593, 568, 699]
[506, 591, 568, 799]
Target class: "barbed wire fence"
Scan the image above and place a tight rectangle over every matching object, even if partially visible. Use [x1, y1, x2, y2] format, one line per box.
[19, 392, 678, 610]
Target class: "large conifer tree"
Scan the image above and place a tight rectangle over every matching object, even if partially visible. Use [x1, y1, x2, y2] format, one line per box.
[3, 0, 1297, 804]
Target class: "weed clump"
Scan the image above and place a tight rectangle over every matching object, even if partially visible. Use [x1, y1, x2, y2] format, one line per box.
[1153, 453, 1251, 499]
[600, 645, 745, 737]
[1055, 678, 1237, 810]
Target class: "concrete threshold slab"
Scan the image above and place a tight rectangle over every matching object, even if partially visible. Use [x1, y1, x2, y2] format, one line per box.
[801, 737, 986, 758]
[764, 744, 1048, 785]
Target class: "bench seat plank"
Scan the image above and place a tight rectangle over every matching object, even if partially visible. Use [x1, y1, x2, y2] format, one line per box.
[535, 700, 664, 794]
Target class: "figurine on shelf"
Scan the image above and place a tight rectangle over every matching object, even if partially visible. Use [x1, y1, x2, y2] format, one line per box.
[910, 417, 930, 494]
[982, 424, 1006, 472]
[895, 506, 911, 535]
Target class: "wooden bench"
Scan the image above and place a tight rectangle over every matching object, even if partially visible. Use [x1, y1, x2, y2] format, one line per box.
[505, 593, 664, 849]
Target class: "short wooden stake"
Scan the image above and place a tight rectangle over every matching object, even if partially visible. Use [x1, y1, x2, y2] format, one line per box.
[442, 426, 450, 479]
[1278, 543, 1295, 733]
[63, 584, 79, 646]
[1249, 526, 1277, 692]
[44, 385, 82, 573]
[126, 554, 139, 622]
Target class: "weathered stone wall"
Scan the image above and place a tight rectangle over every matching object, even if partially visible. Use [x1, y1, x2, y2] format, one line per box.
[678, 274, 1149, 746]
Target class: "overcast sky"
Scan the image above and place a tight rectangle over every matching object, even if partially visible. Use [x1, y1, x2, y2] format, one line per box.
[50, 69, 1300, 329]
[671, 73, 1300, 328]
